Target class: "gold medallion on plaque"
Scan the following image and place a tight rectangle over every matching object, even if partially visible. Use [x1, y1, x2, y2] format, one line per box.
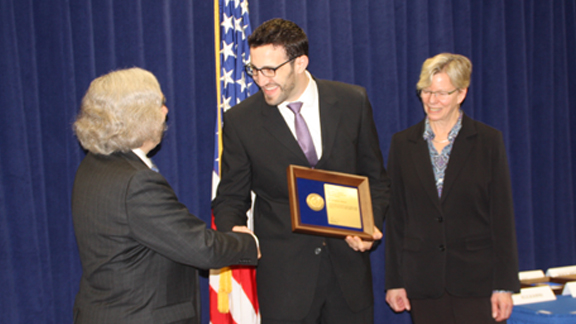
[306, 193, 325, 211]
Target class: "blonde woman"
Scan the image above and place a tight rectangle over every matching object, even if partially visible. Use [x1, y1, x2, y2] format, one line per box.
[385, 53, 520, 323]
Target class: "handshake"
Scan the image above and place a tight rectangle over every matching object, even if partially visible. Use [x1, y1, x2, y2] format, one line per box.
[232, 226, 261, 259]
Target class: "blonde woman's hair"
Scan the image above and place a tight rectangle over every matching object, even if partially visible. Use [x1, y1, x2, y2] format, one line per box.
[416, 53, 472, 91]
[73, 67, 166, 155]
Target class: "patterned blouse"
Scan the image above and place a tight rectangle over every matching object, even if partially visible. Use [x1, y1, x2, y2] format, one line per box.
[422, 111, 463, 198]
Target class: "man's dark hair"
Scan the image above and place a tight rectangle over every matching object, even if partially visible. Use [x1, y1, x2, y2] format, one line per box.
[248, 18, 308, 59]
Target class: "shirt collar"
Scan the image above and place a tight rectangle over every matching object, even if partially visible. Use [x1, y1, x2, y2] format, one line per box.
[423, 110, 463, 142]
[131, 148, 154, 169]
[278, 71, 316, 109]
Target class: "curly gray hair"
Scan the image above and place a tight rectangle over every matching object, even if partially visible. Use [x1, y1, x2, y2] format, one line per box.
[73, 67, 166, 155]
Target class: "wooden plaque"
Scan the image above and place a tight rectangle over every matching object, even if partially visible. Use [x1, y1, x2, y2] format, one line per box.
[287, 165, 375, 240]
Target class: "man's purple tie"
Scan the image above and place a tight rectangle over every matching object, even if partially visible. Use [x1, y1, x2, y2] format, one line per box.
[287, 102, 318, 167]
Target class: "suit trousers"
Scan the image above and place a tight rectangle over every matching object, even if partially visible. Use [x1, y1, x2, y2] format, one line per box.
[411, 291, 503, 324]
[263, 245, 373, 324]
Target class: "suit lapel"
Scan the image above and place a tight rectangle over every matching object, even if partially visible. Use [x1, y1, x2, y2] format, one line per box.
[315, 80, 341, 169]
[260, 95, 310, 164]
[409, 121, 443, 212]
[440, 114, 477, 203]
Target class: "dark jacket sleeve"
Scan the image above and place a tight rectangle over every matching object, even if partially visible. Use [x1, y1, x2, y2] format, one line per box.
[126, 169, 257, 269]
[355, 86, 390, 231]
[385, 132, 406, 289]
[489, 131, 520, 292]
[211, 110, 254, 232]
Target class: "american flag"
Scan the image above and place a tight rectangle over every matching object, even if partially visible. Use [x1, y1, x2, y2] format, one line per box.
[209, 0, 259, 323]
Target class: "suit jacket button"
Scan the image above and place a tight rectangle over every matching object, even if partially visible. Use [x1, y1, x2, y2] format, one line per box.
[438, 245, 445, 251]
[436, 217, 443, 223]
[314, 247, 322, 255]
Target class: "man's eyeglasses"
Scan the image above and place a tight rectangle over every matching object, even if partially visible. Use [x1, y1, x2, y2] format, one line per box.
[419, 88, 459, 100]
[245, 57, 297, 77]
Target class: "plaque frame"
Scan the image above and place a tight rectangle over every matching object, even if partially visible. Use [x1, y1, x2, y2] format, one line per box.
[287, 164, 375, 240]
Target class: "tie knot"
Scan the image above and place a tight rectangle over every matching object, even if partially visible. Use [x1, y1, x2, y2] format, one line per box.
[287, 101, 303, 114]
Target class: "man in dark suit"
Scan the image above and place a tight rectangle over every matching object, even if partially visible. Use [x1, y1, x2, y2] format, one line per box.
[212, 19, 389, 324]
[71, 67, 259, 324]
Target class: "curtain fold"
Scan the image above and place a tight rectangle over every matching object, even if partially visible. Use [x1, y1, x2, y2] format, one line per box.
[1, 1, 575, 323]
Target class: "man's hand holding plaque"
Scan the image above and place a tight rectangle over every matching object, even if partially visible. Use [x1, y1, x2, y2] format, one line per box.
[345, 227, 383, 252]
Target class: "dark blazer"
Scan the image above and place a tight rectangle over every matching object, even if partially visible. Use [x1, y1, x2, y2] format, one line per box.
[385, 114, 520, 299]
[72, 151, 258, 324]
[212, 78, 389, 320]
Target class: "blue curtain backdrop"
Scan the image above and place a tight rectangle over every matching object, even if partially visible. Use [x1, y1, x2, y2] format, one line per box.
[1, 1, 575, 323]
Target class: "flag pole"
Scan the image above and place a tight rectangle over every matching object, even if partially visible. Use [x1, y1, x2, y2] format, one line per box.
[214, 0, 223, 174]
[213, 0, 233, 316]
